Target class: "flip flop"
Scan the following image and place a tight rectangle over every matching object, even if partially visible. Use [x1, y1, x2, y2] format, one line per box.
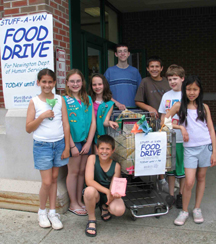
[68, 208, 88, 216]
[85, 220, 97, 237]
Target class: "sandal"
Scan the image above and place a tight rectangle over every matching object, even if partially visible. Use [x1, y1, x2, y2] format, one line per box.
[85, 220, 97, 237]
[100, 205, 112, 222]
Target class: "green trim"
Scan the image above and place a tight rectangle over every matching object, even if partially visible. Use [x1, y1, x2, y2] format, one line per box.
[100, 0, 106, 38]
[69, 0, 73, 68]
[69, 0, 82, 70]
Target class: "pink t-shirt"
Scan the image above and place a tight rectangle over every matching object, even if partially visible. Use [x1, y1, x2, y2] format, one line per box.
[77, 99, 82, 105]
[93, 100, 102, 118]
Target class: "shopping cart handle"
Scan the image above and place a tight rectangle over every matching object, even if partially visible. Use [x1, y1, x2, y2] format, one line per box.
[131, 205, 169, 218]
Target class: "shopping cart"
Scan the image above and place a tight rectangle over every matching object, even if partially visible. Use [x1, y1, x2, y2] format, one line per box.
[108, 110, 176, 220]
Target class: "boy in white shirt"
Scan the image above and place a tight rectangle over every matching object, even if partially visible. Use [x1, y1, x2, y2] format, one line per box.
[159, 64, 185, 209]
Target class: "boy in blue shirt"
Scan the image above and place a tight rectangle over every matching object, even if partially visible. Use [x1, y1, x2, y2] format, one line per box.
[104, 44, 142, 109]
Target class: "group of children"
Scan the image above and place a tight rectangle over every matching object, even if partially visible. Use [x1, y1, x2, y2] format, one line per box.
[26, 54, 216, 237]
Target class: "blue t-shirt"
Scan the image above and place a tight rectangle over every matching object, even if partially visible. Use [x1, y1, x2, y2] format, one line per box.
[104, 65, 142, 107]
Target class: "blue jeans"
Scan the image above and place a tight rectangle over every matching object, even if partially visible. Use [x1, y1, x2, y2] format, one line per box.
[33, 138, 69, 170]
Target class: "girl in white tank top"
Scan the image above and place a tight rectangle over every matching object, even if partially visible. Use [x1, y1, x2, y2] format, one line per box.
[166, 75, 216, 226]
[26, 69, 71, 230]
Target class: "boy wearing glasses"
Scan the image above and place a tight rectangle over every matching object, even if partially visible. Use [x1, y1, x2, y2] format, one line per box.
[104, 44, 142, 110]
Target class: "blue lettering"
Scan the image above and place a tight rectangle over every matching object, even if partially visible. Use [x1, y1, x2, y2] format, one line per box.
[37, 26, 48, 41]
[4, 28, 15, 44]
[39, 41, 51, 57]
[32, 43, 42, 57]
[155, 144, 160, 149]
[42, 15, 47, 21]
[2, 42, 51, 60]
[23, 17, 28, 23]
[26, 26, 38, 41]
[6, 82, 23, 88]
[11, 45, 22, 58]
[2, 46, 12, 60]
[22, 44, 31, 58]
[13, 28, 26, 43]
[4, 26, 49, 44]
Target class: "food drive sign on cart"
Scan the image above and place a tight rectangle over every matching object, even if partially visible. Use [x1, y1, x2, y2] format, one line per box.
[0, 13, 54, 109]
[135, 132, 167, 176]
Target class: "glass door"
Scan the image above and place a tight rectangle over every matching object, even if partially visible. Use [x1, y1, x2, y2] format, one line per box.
[87, 44, 102, 82]
[129, 49, 147, 78]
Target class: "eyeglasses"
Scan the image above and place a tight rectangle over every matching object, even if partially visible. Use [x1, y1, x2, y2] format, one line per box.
[68, 80, 82, 84]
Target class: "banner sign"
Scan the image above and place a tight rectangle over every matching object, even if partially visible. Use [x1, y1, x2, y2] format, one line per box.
[135, 132, 167, 176]
[56, 48, 66, 90]
[0, 13, 54, 109]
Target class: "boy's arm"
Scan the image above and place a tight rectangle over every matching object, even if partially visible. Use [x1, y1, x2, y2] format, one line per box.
[204, 104, 216, 167]
[135, 80, 158, 117]
[111, 97, 126, 110]
[61, 97, 70, 159]
[107, 162, 122, 202]
[135, 101, 159, 118]
[160, 114, 166, 127]
[26, 99, 54, 133]
[85, 155, 111, 194]
[158, 94, 166, 125]
[80, 105, 96, 154]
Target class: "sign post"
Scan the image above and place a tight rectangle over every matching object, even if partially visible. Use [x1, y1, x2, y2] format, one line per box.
[56, 48, 66, 90]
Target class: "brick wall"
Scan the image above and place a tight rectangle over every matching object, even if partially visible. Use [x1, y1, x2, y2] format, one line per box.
[0, 0, 70, 107]
[122, 7, 216, 123]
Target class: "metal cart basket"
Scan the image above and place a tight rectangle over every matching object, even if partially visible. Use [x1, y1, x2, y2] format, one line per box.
[108, 110, 176, 220]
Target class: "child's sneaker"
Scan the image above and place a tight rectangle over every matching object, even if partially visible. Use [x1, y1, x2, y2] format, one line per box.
[165, 194, 175, 209]
[176, 194, 182, 209]
[193, 208, 204, 224]
[38, 211, 51, 228]
[48, 212, 63, 230]
[158, 180, 169, 194]
[174, 211, 189, 226]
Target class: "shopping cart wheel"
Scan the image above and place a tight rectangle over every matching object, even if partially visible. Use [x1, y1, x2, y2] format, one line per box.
[154, 207, 161, 218]
[130, 210, 137, 221]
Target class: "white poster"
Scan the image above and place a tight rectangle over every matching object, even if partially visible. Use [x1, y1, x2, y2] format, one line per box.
[56, 48, 66, 90]
[135, 132, 167, 176]
[0, 13, 54, 109]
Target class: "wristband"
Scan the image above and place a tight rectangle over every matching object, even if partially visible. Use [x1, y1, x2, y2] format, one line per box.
[70, 145, 76, 149]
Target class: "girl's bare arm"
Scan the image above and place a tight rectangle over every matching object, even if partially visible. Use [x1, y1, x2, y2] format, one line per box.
[165, 102, 189, 142]
[103, 106, 119, 129]
[26, 99, 54, 133]
[61, 97, 70, 158]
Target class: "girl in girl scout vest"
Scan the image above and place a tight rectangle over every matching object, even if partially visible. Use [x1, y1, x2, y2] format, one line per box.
[63, 69, 96, 216]
[89, 73, 118, 150]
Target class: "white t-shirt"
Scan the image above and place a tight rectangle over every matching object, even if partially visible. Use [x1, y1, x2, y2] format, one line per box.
[32, 94, 64, 142]
[158, 90, 183, 143]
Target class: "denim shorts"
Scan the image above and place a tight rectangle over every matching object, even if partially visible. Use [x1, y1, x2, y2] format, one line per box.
[70, 141, 91, 157]
[33, 138, 69, 170]
[184, 144, 212, 169]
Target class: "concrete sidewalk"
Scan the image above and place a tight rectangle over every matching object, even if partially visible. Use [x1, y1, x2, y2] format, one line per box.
[1, 167, 216, 244]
